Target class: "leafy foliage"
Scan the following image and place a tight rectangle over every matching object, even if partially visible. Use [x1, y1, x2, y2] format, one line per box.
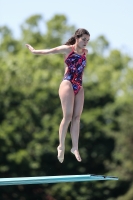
[0, 14, 133, 200]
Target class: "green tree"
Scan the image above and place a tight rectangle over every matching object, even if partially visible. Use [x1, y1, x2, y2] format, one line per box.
[0, 26, 20, 55]
[0, 13, 133, 200]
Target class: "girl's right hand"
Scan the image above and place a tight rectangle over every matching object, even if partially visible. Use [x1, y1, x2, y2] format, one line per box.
[25, 44, 35, 53]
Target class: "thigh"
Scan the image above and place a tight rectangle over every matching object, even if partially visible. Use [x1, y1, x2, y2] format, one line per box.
[59, 80, 75, 117]
[72, 87, 84, 118]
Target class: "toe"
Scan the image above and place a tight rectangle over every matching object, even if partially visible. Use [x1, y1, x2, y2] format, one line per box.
[57, 146, 64, 163]
[71, 149, 82, 162]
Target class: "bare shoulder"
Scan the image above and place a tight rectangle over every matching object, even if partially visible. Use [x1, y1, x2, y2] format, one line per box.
[60, 45, 72, 54]
[54, 45, 72, 54]
[84, 48, 88, 55]
[46, 45, 72, 54]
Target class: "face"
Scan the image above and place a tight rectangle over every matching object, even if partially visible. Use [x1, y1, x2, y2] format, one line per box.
[77, 34, 90, 48]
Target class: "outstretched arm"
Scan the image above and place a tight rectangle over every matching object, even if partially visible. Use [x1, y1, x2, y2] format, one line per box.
[25, 44, 70, 55]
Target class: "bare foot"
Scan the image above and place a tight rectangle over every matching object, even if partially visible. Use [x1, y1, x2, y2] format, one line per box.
[57, 146, 65, 163]
[71, 148, 82, 162]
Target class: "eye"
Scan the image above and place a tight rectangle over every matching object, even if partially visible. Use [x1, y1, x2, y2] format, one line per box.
[82, 38, 90, 42]
[82, 38, 89, 42]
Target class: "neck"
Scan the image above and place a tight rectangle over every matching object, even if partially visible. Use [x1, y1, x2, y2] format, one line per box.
[73, 44, 83, 54]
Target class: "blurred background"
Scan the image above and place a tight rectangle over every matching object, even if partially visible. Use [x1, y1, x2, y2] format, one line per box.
[0, 0, 133, 200]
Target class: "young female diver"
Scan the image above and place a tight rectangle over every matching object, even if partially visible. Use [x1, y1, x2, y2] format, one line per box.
[26, 28, 90, 163]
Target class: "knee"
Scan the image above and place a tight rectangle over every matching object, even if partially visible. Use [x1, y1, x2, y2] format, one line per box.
[63, 114, 72, 123]
[72, 115, 80, 122]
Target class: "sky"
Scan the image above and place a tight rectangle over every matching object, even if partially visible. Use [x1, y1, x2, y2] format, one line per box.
[0, 0, 133, 56]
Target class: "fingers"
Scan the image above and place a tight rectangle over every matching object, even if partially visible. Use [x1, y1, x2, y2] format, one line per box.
[25, 44, 34, 52]
[25, 44, 32, 49]
[25, 44, 30, 47]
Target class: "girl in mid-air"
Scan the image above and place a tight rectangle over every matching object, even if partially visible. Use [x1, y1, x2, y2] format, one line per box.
[26, 28, 90, 163]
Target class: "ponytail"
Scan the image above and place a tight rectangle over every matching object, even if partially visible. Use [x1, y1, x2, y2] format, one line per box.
[64, 36, 76, 45]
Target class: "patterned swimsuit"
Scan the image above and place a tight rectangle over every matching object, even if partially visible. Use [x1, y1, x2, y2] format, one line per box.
[63, 47, 86, 95]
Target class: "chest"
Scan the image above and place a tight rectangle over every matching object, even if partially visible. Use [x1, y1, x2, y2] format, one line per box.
[65, 53, 86, 68]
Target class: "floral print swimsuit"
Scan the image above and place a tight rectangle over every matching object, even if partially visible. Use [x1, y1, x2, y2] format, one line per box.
[63, 46, 86, 95]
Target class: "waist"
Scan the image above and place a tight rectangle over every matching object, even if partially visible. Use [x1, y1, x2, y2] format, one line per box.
[63, 73, 83, 85]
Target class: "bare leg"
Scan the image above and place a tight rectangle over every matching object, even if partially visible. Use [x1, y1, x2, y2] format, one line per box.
[58, 80, 74, 163]
[70, 87, 84, 162]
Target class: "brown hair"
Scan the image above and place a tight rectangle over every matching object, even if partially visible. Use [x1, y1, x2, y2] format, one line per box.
[65, 28, 90, 45]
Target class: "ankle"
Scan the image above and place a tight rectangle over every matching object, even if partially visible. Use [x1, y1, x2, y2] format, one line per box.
[58, 145, 65, 150]
[71, 147, 78, 151]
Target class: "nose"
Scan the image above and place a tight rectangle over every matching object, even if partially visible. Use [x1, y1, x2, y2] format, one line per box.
[84, 41, 88, 46]
[85, 40, 89, 44]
